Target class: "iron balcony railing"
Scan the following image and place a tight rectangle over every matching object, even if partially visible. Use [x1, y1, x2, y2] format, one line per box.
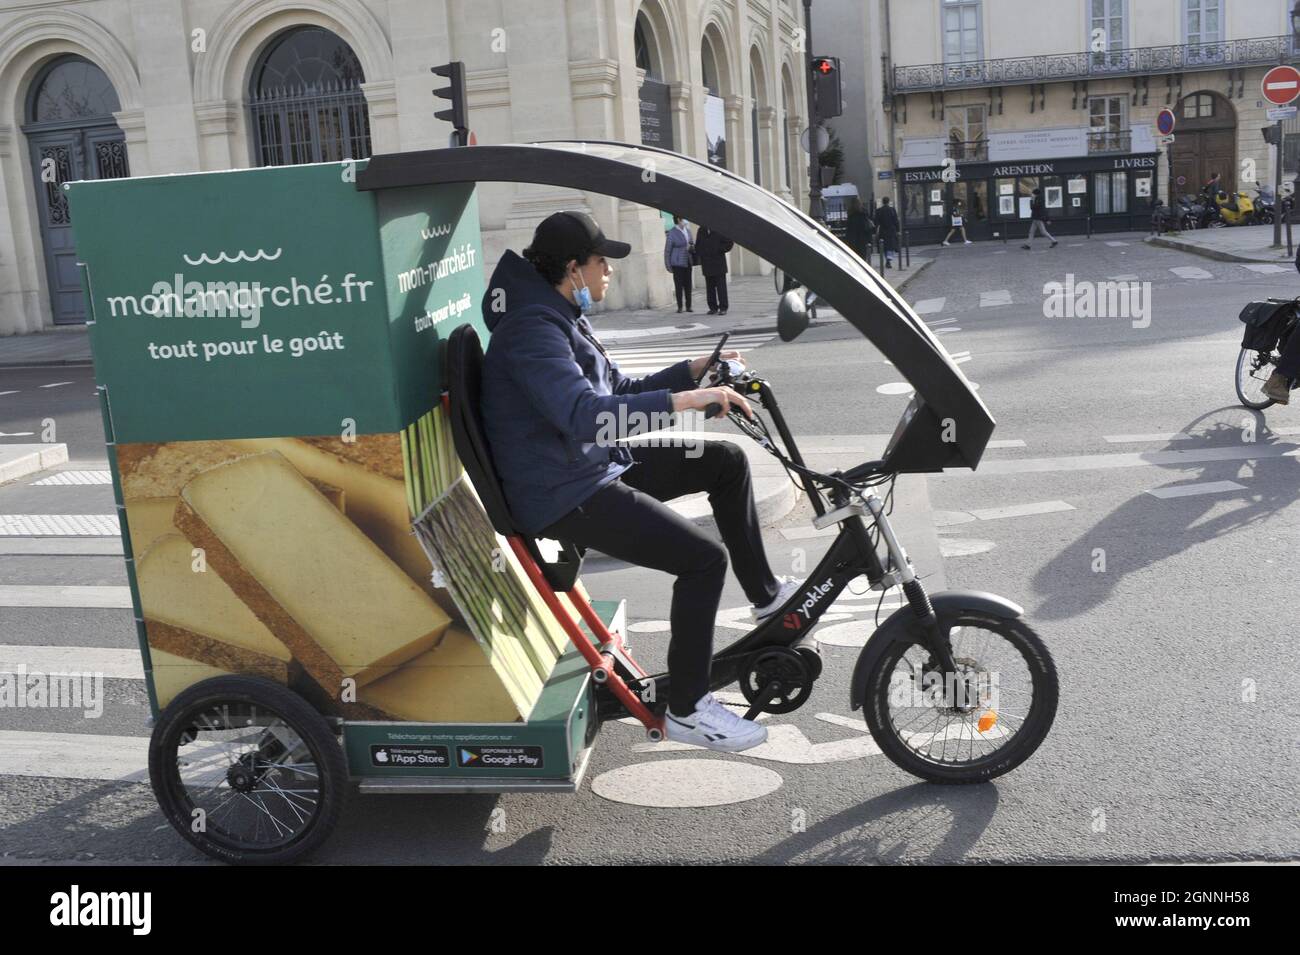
[944, 139, 989, 162]
[893, 34, 1300, 93]
[1087, 129, 1131, 154]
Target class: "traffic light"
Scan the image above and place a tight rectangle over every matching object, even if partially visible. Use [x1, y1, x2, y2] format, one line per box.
[811, 56, 843, 120]
[1264, 124, 1281, 145]
[431, 61, 468, 146]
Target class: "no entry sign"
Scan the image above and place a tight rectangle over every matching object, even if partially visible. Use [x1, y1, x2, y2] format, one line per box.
[1262, 65, 1300, 106]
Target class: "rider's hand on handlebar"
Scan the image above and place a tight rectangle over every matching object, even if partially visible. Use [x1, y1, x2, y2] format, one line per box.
[673, 386, 753, 420]
[688, 350, 744, 381]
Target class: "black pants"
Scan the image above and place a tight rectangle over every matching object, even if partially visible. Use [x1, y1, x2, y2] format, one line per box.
[671, 266, 693, 310]
[705, 274, 729, 312]
[538, 442, 779, 714]
[1278, 321, 1300, 379]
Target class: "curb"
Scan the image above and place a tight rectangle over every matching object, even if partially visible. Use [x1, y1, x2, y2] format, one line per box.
[1145, 234, 1293, 264]
[622, 430, 799, 531]
[0, 444, 70, 486]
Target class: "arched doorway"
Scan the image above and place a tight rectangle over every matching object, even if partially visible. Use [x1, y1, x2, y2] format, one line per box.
[21, 55, 128, 325]
[247, 26, 371, 167]
[1170, 91, 1236, 197]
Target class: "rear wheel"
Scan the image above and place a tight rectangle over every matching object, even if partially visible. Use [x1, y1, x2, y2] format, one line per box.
[861, 612, 1058, 784]
[1236, 347, 1278, 410]
[148, 675, 346, 865]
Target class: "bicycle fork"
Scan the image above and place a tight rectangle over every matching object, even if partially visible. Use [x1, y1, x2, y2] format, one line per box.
[864, 494, 959, 674]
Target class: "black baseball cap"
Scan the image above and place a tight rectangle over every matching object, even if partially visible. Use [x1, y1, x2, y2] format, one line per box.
[530, 211, 631, 261]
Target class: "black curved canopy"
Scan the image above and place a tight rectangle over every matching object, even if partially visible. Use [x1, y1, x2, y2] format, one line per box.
[357, 140, 994, 471]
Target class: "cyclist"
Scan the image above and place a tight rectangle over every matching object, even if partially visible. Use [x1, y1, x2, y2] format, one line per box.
[479, 211, 800, 751]
[1262, 246, 1300, 403]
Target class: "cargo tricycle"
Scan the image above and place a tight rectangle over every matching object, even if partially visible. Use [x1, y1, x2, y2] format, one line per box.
[67, 141, 1056, 865]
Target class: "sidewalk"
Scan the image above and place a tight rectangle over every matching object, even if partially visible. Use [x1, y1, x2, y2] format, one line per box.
[0, 326, 91, 368]
[1146, 223, 1299, 264]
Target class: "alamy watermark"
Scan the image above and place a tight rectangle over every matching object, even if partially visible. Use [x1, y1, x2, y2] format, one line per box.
[593, 407, 709, 457]
[0, 665, 104, 718]
[1043, 273, 1151, 329]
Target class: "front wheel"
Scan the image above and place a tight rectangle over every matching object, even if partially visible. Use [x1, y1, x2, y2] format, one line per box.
[861, 612, 1058, 784]
[1235, 347, 1278, 410]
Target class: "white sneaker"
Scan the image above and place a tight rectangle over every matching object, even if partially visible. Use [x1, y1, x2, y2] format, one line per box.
[664, 693, 767, 752]
[941, 240, 950, 246]
[964, 239, 972, 245]
[752, 575, 801, 622]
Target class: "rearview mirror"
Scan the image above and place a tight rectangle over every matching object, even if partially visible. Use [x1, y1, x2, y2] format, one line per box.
[777, 288, 810, 342]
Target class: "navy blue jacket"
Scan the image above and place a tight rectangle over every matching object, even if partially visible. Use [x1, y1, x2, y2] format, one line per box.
[479, 250, 697, 535]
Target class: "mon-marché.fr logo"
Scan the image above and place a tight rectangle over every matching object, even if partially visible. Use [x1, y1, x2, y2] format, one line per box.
[50, 885, 150, 935]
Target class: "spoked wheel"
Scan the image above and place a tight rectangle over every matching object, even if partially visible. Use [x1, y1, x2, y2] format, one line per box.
[1235, 348, 1278, 410]
[861, 613, 1058, 784]
[148, 675, 347, 865]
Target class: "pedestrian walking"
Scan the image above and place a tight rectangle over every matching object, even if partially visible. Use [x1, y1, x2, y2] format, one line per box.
[694, 224, 734, 315]
[941, 200, 972, 246]
[1022, 188, 1058, 250]
[664, 215, 694, 312]
[844, 196, 876, 262]
[874, 196, 900, 269]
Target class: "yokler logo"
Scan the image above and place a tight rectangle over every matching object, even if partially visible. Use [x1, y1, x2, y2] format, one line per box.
[797, 577, 835, 620]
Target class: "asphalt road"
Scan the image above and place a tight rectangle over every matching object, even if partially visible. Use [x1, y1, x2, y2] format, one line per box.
[1, 233, 1297, 864]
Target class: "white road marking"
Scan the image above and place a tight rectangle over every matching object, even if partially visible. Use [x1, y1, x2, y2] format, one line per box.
[39, 381, 73, 389]
[1104, 432, 1193, 444]
[1170, 266, 1213, 280]
[0, 585, 132, 608]
[0, 730, 149, 783]
[952, 354, 973, 365]
[627, 620, 669, 634]
[913, 298, 946, 315]
[0, 538, 122, 555]
[980, 290, 1011, 307]
[0, 514, 119, 536]
[987, 439, 1027, 448]
[925, 317, 959, 327]
[934, 327, 962, 335]
[1104, 241, 1129, 247]
[0, 432, 35, 438]
[876, 382, 915, 395]
[1145, 480, 1245, 499]
[815, 712, 870, 733]
[1108, 274, 1140, 281]
[29, 470, 112, 485]
[1239, 263, 1291, 273]
[0, 391, 18, 397]
[590, 759, 782, 807]
[968, 500, 1075, 521]
[632, 723, 882, 764]
[939, 538, 997, 557]
[964, 442, 1300, 476]
[599, 323, 710, 341]
[0, 645, 142, 679]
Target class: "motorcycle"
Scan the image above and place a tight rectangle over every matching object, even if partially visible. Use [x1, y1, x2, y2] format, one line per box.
[1251, 186, 1295, 226]
[1177, 193, 1213, 230]
[1214, 189, 1255, 227]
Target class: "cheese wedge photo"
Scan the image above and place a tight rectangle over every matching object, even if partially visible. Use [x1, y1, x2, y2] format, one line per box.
[137, 533, 291, 680]
[359, 627, 529, 723]
[174, 451, 449, 693]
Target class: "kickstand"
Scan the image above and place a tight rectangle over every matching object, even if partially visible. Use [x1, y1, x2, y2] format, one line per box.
[743, 681, 782, 722]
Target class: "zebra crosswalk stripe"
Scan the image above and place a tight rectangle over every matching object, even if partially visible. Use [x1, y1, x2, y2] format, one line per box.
[609, 333, 774, 374]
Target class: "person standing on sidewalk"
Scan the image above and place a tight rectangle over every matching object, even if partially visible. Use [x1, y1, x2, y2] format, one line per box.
[844, 196, 875, 262]
[694, 224, 734, 315]
[480, 210, 799, 752]
[664, 215, 694, 312]
[874, 196, 900, 269]
[1022, 188, 1058, 250]
[941, 200, 972, 246]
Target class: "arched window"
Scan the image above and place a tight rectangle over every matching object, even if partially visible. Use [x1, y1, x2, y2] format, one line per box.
[248, 26, 371, 166]
[29, 56, 121, 124]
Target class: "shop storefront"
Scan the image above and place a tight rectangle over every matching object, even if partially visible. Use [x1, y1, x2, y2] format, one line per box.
[898, 153, 1158, 245]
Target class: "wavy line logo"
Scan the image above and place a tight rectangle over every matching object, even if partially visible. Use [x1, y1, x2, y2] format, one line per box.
[421, 223, 453, 240]
[181, 247, 283, 265]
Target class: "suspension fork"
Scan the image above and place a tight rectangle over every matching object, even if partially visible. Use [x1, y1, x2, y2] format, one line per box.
[863, 494, 959, 673]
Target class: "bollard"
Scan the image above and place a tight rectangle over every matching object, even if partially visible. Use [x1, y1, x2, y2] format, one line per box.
[1086, 216, 1092, 239]
[904, 230, 911, 268]
[1288, 209, 1294, 259]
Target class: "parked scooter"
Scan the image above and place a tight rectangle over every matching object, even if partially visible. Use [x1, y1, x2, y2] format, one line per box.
[1214, 189, 1255, 227]
[1251, 186, 1295, 225]
[1177, 193, 1214, 230]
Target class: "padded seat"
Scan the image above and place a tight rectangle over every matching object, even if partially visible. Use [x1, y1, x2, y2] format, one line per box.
[444, 323, 585, 592]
